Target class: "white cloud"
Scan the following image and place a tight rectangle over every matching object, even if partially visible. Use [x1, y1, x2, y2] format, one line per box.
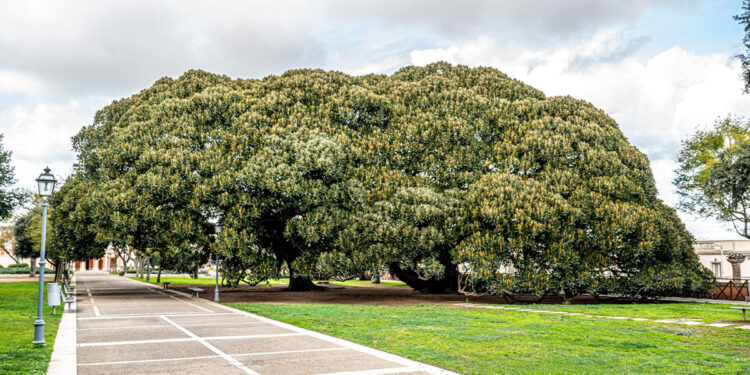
[410, 31, 750, 239]
[0, 102, 92, 191]
[0, 0, 681, 99]
[0, 70, 45, 96]
[0, 0, 739, 240]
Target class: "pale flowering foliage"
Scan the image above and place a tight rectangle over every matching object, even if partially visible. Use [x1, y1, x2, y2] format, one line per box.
[55, 63, 713, 296]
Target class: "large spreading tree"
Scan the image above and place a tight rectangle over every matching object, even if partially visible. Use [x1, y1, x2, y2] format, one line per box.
[60, 63, 712, 297]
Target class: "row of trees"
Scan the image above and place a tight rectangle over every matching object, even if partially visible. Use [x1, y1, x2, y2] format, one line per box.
[49, 62, 712, 298]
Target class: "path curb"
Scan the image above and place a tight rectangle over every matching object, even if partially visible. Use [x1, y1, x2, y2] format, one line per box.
[47, 275, 77, 375]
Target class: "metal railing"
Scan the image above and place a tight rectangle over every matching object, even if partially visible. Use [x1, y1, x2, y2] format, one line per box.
[712, 280, 750, 300]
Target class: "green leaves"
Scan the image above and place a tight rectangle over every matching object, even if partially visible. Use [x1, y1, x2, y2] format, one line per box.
[57, 62, 711, 296]
[0, 134, 26, 220]
[676, 116, 750, 235]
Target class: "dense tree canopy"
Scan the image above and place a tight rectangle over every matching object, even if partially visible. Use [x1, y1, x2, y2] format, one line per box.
[60, 62, 712, 297]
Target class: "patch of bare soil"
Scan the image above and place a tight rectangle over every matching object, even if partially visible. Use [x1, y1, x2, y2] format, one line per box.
[173, 283, 638, 306]
[0, 276, 51, 282]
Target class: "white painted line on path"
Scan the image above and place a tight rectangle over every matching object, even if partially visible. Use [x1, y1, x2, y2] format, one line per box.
[77, 312, 236, 320]
[187, 302, 214, 313]
[77, 332, 305, 347]
[155, 289, 186, 302]
[231, 347, 349, 358]
[78, 348, 350, 367]
[77, 321, 264, 331]
[161, 315, 260, 375]
[77, 337, 195, 347]
[78, 355, 220, 367]
[203, 333, 304, 341]
[77, 324, 172, 331]
[86, 288, 101, 316]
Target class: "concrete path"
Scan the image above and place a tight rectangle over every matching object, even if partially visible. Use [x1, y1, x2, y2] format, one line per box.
[69, 271, 453, 375]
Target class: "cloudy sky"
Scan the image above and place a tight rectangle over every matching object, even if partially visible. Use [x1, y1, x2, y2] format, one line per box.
[0, 0, 748, 239]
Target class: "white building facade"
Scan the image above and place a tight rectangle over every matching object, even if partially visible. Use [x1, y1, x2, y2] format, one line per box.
[695, 240, 750, 280]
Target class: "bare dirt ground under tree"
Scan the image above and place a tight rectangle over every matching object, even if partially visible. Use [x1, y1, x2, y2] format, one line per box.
[172, 283, 637, 306]
[0, 276, 53, 282]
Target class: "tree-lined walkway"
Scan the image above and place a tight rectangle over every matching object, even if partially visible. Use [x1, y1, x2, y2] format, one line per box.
[74, 271, 454, 375]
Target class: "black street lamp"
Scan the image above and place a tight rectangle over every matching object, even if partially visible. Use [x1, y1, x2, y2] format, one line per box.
[33, 167, 56, 346]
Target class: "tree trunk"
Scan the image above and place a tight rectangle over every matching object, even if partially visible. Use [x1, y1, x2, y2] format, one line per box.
[54, 261, 64, 283]
[371, 270, 381, 284]
[29, 258, 37, 278]
[136, 256, 143, 279]
[388, 262, 459, 294]
[117, 251, 131, 276]
[157, 265, 162, 283]
[562, 287, 573, 303]
[288, 275, 318, 291]
[140, 254, 147, 278]
[286, 266, 318, 291]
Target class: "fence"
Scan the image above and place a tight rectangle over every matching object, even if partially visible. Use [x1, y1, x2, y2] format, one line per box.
[711, 280, 749, 300]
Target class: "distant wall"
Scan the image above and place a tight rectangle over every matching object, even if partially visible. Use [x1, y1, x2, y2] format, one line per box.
[695, 240, 750, 279]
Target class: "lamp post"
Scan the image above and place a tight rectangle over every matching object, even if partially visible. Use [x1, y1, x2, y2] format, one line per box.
[214, 252, 220, 302]
[207, 216, 222, 302]
[33, 167, 56, 346]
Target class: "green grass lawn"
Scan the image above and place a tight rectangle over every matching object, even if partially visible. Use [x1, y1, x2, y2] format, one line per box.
[523, 302, 745, 323]
[229, 303, 750, 375]
[0, 282, 62, 375]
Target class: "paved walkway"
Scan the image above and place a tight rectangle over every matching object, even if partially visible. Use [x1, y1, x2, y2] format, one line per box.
[455, 303, 750, 330]
[69, 271, 454, 375]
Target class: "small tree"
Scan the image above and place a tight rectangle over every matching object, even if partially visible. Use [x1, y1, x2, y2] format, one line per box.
[675, 116, 750, 237]
[0, 227, 19, 264]
[13, 215, 35, 276]
[0, 134, 26, 220]
[13, 201, 65, 280]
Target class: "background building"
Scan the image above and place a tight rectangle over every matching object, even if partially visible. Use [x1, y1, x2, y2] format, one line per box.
[695, 240, 750, 280]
